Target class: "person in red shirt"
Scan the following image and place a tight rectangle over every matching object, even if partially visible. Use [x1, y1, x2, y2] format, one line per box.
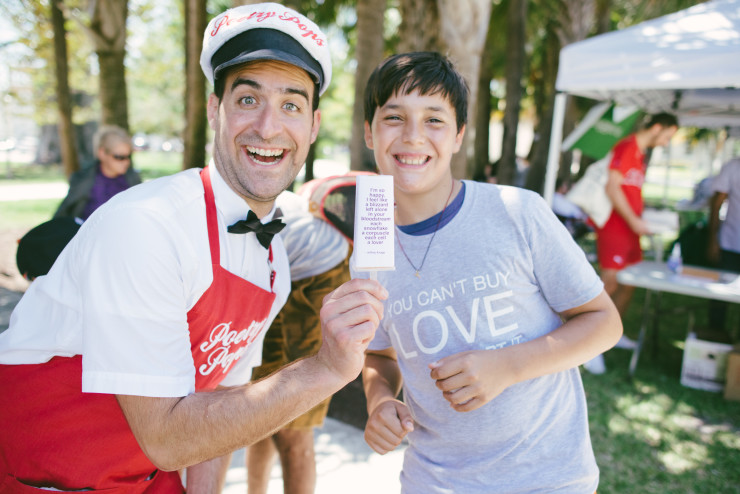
[586, 113, 678, 374]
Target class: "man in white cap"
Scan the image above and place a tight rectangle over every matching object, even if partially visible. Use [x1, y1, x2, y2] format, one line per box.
[0, 3, 386, 493]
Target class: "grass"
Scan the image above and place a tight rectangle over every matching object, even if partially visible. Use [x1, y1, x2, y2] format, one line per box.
[0, 199, 60, 228]
[0, 162, 65, 184]
[583, 287, 740, 493]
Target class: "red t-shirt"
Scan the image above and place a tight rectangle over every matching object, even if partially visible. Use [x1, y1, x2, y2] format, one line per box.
[595, 134, 646, 269]
[609, 134, 645, 217]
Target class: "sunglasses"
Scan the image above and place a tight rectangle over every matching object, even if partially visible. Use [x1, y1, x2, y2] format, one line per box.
[111, 153, 132, 161]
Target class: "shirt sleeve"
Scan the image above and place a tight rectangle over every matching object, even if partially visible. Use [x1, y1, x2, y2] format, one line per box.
[711, 161, 736, 194]
[526, 193, 604, 313]
[77, 204, 197, 397]
[609, 138, 632, 174]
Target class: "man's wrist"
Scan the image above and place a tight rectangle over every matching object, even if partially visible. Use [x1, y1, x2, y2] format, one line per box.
[300, 354, 355, 396]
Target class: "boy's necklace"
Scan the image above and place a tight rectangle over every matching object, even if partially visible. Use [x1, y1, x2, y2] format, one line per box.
[395, 181, 455, 278]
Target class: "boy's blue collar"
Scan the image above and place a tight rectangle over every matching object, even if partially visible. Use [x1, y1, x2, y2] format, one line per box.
[397, 182, 466, 236]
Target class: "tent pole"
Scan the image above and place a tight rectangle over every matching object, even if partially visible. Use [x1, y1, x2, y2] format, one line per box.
[544, 92, 567, 205]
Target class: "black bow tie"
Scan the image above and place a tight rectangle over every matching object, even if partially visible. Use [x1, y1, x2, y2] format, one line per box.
[227, 210, 286, 249]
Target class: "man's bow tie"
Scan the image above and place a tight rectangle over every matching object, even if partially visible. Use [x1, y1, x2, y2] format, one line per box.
[227, 210, 286, 249]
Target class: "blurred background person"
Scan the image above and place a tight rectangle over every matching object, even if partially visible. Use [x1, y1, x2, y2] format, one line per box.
[53, 125, 141, 221]
[585, 112, 679, 374]
[707, 156, 740, 340]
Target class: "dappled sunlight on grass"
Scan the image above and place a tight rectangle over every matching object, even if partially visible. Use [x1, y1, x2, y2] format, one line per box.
[659, 442, 707, 475]
[581, 287, 740, 492]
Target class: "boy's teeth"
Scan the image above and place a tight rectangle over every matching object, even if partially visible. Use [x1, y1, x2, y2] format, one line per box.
[247, 146, 283, 157]
[397, 155, 427, 165]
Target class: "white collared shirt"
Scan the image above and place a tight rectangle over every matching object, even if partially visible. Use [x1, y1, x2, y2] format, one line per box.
[0, 164, 289, 396]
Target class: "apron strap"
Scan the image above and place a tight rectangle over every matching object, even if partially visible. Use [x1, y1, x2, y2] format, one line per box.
[268, 244, 275, 290]
[200, 167, 220, 267]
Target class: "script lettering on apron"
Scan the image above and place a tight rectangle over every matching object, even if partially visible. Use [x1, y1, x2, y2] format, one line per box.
[198, 319, 269, 375]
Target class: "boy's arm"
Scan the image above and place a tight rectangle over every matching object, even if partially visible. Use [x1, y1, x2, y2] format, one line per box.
[430, 290, 622, 412]
[184, 454, 231, 493]
[363, 348, 414, 454]
[363, 348, 403, 413]
[605, 169, 651, 235]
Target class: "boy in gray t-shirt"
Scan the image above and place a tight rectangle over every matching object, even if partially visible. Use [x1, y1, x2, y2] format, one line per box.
[353, 52, 623, 493]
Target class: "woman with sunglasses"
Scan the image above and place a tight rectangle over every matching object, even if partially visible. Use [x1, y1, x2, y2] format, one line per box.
[54, 124, 142, 221]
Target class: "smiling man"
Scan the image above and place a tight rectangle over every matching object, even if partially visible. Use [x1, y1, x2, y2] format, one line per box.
[0, 3, 387, 493]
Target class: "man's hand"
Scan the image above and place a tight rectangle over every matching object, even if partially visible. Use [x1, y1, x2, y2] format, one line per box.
[317, 278, 388, 383]
[429, 350, 509, 413]
[628, 216, 653, 236]
[364, 399, 414, 454]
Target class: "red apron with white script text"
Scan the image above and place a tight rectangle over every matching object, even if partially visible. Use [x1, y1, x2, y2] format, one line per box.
[0, 167, 277, 492]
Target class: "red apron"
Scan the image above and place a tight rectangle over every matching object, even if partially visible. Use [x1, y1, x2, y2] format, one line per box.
[0, 167, 277, 492]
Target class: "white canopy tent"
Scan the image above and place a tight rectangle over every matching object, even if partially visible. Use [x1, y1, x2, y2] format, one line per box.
[544, 0, 740, 204]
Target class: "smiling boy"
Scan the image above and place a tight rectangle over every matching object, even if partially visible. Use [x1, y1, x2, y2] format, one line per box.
[355, 52, 622, 493]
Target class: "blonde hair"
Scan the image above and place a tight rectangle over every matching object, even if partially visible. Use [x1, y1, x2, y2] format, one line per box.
[94, 125, 132, 154]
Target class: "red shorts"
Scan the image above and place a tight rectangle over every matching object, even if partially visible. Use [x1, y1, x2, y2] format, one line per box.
[596, 214, 642, 270]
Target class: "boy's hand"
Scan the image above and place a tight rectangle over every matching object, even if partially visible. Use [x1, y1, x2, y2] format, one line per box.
[364, 399, 414, 455]
[317, 279, 388, 384]
[429, 350, 510, 412]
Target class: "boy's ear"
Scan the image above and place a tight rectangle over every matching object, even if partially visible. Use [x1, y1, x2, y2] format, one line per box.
[364, 121, 374, 149]
[453, 124, 466, 152]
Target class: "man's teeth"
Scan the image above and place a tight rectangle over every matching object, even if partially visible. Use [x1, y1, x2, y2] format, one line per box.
[397, 155, 428, 165]
[247, 146, 283, 157]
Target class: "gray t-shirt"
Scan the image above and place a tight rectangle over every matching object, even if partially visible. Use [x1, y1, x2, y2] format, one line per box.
[353, 181, 603, 493]
[710, 158, 740, 253]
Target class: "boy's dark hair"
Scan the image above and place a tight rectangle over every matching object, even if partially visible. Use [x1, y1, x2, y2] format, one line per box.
[644, 112, 678, 129]
[364, 52, 469, 131]
[213, 65, 321, 112]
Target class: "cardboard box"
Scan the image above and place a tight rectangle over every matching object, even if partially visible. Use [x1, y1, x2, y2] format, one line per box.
[680, 333, 734, 392]
[724, 351, 740, 401]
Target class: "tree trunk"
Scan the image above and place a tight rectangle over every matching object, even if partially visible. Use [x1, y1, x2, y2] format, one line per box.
[51, 0, 79, 177]
[497, 0, 526, 186]
[525, 19, 559, 194]
[525, 0, 596, 194]
[183, 0, 207, 170]
[398, 0, 443, 53]
[595, 0, 612, 34]
[90, 0, 129, 130]
[472, 10, 497, 182]
[437, 0, 492, 179]
[350, 0, 386, 172]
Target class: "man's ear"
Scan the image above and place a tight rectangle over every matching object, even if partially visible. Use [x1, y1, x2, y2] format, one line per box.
[310, 110, 321, 144]
[207, 94, 219, 130]
[364, 121, 374, 149]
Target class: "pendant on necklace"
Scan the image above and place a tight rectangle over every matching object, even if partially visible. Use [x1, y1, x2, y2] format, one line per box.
[414, 271, 420, 278]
